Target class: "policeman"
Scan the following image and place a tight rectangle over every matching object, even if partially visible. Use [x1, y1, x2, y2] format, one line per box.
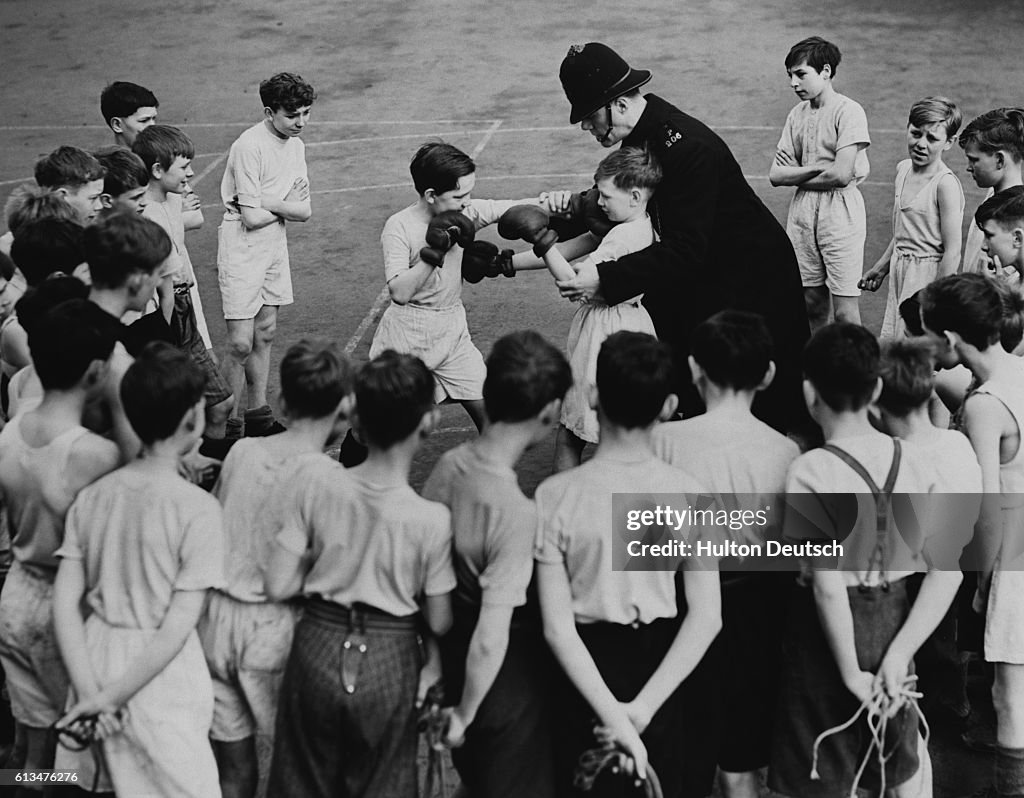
[552, 42, 810, 435]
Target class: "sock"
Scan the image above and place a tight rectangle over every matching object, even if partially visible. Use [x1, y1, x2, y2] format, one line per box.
[199, 435, 237, 461]
[996, 745, 1024, 797]
[338, 428, 368, 468]
[225, 417, 243, 440]
[243, 405, 274, 435]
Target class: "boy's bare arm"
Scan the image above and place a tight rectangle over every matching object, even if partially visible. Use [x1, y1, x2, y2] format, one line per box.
[450, 603, 514, 737]
[104, 355, 142, 464]
[264, 540, 308, 600]
[964, 394, 1012, 591]
[813, 569, 874, 702]
[629, 569, 721, 730]
[261, 177, 312, 223]
[799, 143, 865, 190]
[936, 175, 964, 278]
[512, 233, 600, 272]
[769, 148, 826, 187]
[860, 236, 895, 292]
[182, 184, 203, 231]
[53, 558, 101, 699]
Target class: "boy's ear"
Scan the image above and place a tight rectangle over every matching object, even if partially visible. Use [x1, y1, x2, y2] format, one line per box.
[587, 383, 599, 411]
[658, 393, 679, 422]
[55, 187, 69, 199]
[150, 162, 164, 180]
[869, 376, 883, 405]
[109, 117, 124, 135]
[538, 397, 561, 427]
[630, 187, 643, 205]
[420, 407, 441, 437]
[821, 63, 833, 79]
[336, 393, 356, 421]
[996, 151, 1007, 169]
[801, 378, 817, 414]
[423, 188, 437, 205]
[687, 355, 703, 387]
[757, 360, 777, 392]
[81, 358, 108, 391]
[262, 106, 275, 121]
[99, 193, 114, 209]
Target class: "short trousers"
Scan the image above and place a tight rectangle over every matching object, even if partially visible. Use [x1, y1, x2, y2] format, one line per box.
[217, 219, 292, 320]
[369, 301, 485, 403]
[172, 288, 232, 405]
[986, 558, 1024, 664]
[879, 251, 942, 341]
[0, 561, 67, 728]
[198, 591, 297, 742]
[787, 187, 866, 296]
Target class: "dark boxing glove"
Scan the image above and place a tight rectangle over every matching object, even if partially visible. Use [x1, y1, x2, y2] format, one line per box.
[462, 241, 515, 283]
[498, 205, 558, 257]
[419, 246, 446, 269]
[425, 210, 476, 252]
[574, 188, 614, 238]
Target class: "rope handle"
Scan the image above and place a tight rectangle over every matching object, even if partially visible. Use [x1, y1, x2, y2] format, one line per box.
[574, 739, 664, 798]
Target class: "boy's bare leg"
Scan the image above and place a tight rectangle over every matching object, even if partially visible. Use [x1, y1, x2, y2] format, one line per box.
[212, 738, 258, 798]
[718, 770, 761, 798]
[803, 286, 830, 333]
[994, 664, 1024, 747]
[244, 305, 278, 411]
[224, 317, 256, 418]
[554, 425, 586, 472]
[832, 295, 862, 326]
[892, 733, 932, 798]
[459, 398, 486, 432]
[206, 395, 233, 440]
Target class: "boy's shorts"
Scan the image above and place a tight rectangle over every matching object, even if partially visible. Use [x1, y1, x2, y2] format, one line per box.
[0, 561, 68, 728]
[172, 288, 232, 406]
[787, 188, 865, 297]
[217, 219, 293, 320]
[198, 591, 297, 742]
[369, 302, 485, 403]
[985, 565, 1024, 664]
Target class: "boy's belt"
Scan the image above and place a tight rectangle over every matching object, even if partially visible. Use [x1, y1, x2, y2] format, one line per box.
[304, 597, 417, 632]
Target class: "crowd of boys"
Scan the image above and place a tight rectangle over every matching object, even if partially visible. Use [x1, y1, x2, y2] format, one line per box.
[0, 31, 1020, 798]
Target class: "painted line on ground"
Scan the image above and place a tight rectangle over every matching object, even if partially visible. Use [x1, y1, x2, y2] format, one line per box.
[0, 119, 502, 132]
[341, 121, 504, 358]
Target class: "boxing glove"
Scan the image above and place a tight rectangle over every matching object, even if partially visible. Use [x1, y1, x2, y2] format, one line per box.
[425, 210, 476, 252]
[462, 241, 515, 283]
[498, 205, 558, 257]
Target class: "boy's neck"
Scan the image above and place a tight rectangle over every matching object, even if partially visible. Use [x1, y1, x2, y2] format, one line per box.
[593, 419, 655, 463]
[619, 201, 649, 226]
[472, 421, 537, 469]
[263, 118, 288, 141]
[354, 436, 418, 487]
[136, 438, 189, 474]
[818, 407, 880, 443]
[33, 388, 89, 428]
[266, 416, 338, 455]
[145, 181, 169, 205]
[881, 405, 935, 443]
[810, 82, 836, 110]
[912, 156, 946, 177]
[963, 343, 1018, 384]
[699, 384, 757, 417]
[994, 171, 1024, 194]
[89, 288, 130, 320]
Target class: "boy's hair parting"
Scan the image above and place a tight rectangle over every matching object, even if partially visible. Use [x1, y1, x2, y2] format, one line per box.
[802, 323, 879, 412]
[959, 108, 1024, 163]
[100, 81, 159, 127]
[355, 350, 434, 449]
[596, 331, 675, 429]
[690, 309, 774, 391]
[93, 146, 150, 197]
[121, 341, 206, 445]
[410, 142, 475, 196]
[784, 36, 842, 76]
[921, 273, 1003, 351]
[593, 147, 662, 193]
[975, 184, 1024, 231]
[83, 211, 171, 289]
[878, 338, 936, 417]
[10, 219, 85, 286]
[280, 338, 354, 420]
[259, 72, 317, 113]
[131, 125, 195, 173]
[34, 146, 105, 190]
[4, 184, 79, 236]
[28, 297, 117, 391]
[15, 275, 90, 339]
[908, 96, 963, 139]
[483, 330, 572, 423]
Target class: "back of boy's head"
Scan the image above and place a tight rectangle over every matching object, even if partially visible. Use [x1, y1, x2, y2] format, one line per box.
[121, 341, 206, 446]
[29, 298, 117, 392]
[690, 310, 774, 391]
[593, 147, 662, 193]
[280, 338, 354, 420]
[785, 36, 841, 76]
[410, 142, 475, 196]
[132, 125, 194, 173]
[803, 323, 879, 412]
[995, 279, 1024, 353]
[34, 146, 105, 190]
[355, 350, 434, 449]
[16, 275, 89, 339]
[483, 330, 572, 423]
[596, 331, 674, 429]
[922, 273, 1002, 351]
[4, 184, 79, 235]
[908, 96, 963, 139]
[100, 82, 159, 128]
[878, 338, 936, 417]
[83, 211, 171, 289]
[975, 184, 1024, 232]
[259, 72, 317, 112]
[10, 219, 85, 286]
[93, 146, 150, 197]
[959, 107, 1024, 162]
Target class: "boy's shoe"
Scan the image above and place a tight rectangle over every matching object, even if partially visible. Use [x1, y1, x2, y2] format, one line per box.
[225, 417, 243, 440]
[243, 405, 286, 437]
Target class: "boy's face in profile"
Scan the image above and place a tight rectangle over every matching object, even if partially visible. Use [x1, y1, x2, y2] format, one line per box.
[114, 106, 158, 145]
[595, 177, 638, 223]
[102, 185, 149, 215]
[60, 179, 106, 225]
[980, 218, 1022, 273]
[158, 156, 194, 195]
[907, 122, 953, 168]
[963, 142, 1003, 189]
[787, 60, 830, 103]
[430, 173, 475, 215]
[265, 105, 312, 139]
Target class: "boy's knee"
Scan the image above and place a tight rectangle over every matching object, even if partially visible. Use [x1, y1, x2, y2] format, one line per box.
[207, 396, 233, 425]
[226, 336, 253, 362]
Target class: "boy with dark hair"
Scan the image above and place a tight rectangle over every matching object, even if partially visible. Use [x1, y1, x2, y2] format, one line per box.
[93, 145, 150, 215]
[422, 330, 571, 798]
[975, 183, 1024, 281]
[100, 81, 159, 147]
[33, 146, 106, 226]
[218, 72, 316, 439]
[652, 309, 798, 798]
[536, 331, 722, 798]
[200, 338, 355, 798]
[770, 323, 955, 798]
[264, 350, 454, 798]
[53, 342, 223, 797]
[770, 36, 870, 331]
[0, 299, 120, 787]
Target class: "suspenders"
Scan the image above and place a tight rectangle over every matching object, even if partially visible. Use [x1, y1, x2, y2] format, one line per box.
[821, 439, 902, 589]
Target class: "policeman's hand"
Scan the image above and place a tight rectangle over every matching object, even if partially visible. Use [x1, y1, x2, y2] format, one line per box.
[557, 261, 601, 303]
[540, 190, 574, 216]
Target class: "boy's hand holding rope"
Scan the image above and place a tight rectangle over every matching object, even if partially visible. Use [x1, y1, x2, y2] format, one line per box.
[575, 722, 664, 798]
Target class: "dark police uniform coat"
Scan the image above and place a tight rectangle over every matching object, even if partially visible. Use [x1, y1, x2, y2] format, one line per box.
[597, 94, 810, 432]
